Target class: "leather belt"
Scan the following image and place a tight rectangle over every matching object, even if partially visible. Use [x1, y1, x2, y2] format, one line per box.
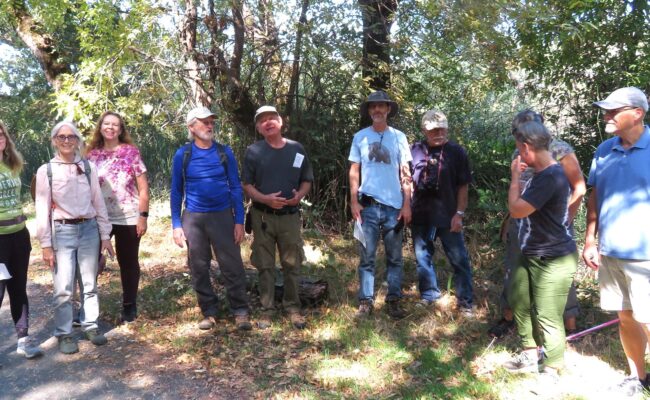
[359, 194, 381, 207]
[0, 214, 27, 227]
[253, 203, 298, 216]
[54, 218, 93, 225]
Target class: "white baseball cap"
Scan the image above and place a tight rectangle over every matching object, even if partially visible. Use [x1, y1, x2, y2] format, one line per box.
[254, 105, 279, 123]
[186, 106, 215, 125]
[593, 87, 648, 112]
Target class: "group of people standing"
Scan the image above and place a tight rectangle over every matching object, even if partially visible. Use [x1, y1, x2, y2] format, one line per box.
[1, 112, 149, 356]
[349, 91, 474, 319]
[170, 105, 313, 332]
[347, 87, 650, 397]
[500, 86, 650, 397]
[1, 86, 650, 398]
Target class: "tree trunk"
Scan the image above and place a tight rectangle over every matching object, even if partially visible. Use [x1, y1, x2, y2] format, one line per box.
[8, 0, 71, 91]
[180, 0, 211, 107]
[359, 0, 397, 91]
[285, 0, 310, 121]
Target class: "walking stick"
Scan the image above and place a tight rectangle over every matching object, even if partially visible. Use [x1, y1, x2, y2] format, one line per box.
[566, 318, 620, 342]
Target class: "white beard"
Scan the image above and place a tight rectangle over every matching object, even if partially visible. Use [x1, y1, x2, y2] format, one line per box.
[604, 123, 618, 135]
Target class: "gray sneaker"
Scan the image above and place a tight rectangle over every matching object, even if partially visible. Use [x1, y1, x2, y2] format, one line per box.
[257, 314, 272, 330]
[198, 316, 216, 330]
[609, 375, 650, 397]
[58, 335, 79, 354]
[85, 329, 108, 346]
[503, 351, 540, 374]
[17, 336, 43, 359]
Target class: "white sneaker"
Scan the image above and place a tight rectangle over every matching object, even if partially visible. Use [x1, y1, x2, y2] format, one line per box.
[503, 350, 540, 374]
[17, 336, 44, 359]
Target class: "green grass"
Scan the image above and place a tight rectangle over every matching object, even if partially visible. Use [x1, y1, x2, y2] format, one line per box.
[24, 200, 639, 399]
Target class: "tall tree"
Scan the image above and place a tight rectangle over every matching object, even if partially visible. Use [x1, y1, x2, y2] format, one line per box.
[359, 0, 398, 91]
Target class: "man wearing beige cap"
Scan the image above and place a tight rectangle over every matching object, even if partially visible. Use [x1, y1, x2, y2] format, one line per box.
[170, 106, 252, 331]
[583, 87, 650, 396]
[410, 109, 474, 316]
[243, 105, 313, 330]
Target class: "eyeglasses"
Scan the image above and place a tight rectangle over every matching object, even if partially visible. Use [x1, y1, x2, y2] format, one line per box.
[55, 135, 78, 143]
[601, 106, 637, 116]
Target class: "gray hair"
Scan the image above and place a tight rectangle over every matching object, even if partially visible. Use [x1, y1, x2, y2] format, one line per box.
[513, 121, 551, 151]
[511, 109, 544, 133]
[50, 121, 84, 155]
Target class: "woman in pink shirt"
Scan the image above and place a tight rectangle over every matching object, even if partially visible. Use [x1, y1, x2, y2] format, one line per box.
[35, 121, 114, 355]
[86, 112, 149, 323]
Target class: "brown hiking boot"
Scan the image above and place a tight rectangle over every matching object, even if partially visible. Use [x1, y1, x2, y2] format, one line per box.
[386, 300, 406, 320]
[235, 314, 252, 331]
[355, 300, 373, 318]
[289, 312, 306, 330]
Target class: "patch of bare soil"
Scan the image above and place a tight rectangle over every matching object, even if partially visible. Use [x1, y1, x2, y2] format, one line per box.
[0, 258, 251, 400]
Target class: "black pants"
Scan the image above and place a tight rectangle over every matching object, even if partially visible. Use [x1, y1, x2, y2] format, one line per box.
[0, 227, 32, 338]
[182, 210, 249, 316]
[111, 224, 141, 305]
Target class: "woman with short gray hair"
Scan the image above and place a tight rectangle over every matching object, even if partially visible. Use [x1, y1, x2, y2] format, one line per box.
[502, 120, 578, 376]
[35, 121, 114, 354]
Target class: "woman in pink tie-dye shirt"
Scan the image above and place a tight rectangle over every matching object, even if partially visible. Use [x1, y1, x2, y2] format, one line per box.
[87, 111, 149, 323]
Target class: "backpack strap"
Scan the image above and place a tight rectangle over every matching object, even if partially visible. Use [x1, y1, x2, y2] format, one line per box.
[182, 141, 229, 188]
[215, 142, 229, 186]
[182, 141, 233, 211]
[181, 142, 192, 196]
[82, 158, 91, 186]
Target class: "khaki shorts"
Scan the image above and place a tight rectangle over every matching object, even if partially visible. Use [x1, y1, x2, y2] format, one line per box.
[599, 255, 650, 323]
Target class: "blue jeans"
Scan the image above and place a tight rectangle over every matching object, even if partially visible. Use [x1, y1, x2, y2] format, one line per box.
[358, 203, 404, 302]
[52, 219, 100, 336]
[411, 224, 474, 308]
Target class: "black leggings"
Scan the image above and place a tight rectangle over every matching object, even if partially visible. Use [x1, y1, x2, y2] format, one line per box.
[0, 227, 32, 338]
[111, 224, 141, 305]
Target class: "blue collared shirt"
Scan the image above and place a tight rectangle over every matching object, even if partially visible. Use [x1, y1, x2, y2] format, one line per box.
[587, 125, 650, 259]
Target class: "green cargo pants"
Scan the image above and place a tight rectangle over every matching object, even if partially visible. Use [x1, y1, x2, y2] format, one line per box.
[250, 207, 303, 314]
[508, 252, 577, 369]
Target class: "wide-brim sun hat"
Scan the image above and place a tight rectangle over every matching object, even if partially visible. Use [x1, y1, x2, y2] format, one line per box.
[360, 90, 399, 119]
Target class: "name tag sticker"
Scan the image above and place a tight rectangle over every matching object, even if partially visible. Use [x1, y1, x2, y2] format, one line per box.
[293, 153, 304, 168]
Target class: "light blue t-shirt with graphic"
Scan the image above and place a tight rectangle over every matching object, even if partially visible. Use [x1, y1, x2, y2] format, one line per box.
[348, 126, 411, 209]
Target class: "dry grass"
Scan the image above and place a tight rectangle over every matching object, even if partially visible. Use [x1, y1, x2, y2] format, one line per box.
[23, 200, 649, 399]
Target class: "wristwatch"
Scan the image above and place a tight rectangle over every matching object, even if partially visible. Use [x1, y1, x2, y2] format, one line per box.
[139, 211, 149, 218]
[456, 210, 465, 217]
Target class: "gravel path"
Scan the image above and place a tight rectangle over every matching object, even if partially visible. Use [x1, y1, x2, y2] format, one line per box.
[0, 263, 248, 400]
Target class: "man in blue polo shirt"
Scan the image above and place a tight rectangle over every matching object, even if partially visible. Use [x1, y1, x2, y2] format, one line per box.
[583, 87, 650, 397]
[170, 106, 251, 331]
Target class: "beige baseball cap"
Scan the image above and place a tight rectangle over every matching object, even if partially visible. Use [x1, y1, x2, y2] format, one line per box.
[421, 109, 448, 130]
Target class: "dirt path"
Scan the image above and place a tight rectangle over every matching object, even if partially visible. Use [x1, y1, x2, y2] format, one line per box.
[0, 260, 249, 400]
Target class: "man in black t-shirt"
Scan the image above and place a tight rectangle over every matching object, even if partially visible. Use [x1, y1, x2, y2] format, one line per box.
[410, 109, 474, 315]
[243, 106, 314, 330]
